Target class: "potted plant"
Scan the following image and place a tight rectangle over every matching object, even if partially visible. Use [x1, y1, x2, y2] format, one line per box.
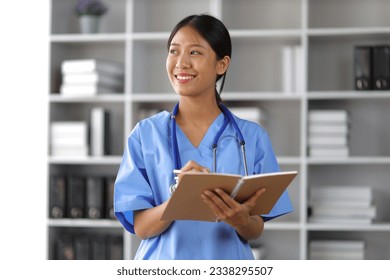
[75, 0, 108, 34]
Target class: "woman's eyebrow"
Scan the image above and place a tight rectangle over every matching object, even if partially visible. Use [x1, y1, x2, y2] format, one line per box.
[170, 43, 206, 49]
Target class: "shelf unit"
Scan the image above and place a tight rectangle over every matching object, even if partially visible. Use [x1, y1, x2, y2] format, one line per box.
[47, 0, 390, 260]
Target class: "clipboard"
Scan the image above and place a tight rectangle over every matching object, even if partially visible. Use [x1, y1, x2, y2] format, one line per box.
[161, 170, 298, 222]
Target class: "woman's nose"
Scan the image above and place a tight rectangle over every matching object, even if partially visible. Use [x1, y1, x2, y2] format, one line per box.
[176, 53, 191, 69]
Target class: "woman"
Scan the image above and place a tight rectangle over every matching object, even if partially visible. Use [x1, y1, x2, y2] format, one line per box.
[114, 14, 293, 260]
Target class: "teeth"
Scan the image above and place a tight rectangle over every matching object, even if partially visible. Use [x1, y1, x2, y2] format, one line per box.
[176, 75, 194, 80]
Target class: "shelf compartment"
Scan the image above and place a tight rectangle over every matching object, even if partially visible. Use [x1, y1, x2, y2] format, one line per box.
[308, 231, 390, 260]
[308, 33, 390, 91]
[50, 0, 127, 34]
[308, 0, 390, 29]
[308, 99, 390, 157]
[222, 0, 301, 30]
[49, 102, 125, 156]
[132, 0, 212, 32]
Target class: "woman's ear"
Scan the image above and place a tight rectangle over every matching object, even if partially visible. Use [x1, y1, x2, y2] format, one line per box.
[217, 55, 231, 75]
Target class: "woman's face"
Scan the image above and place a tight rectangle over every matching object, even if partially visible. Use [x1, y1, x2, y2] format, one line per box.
[166, 26, 229, 98]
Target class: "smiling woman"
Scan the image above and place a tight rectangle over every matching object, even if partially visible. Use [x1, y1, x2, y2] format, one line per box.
[113, 14, 293, 260]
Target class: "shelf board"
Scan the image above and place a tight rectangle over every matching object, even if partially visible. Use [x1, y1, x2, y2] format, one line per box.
[307, 223, 390, 232]
[49, 94, 127, 103]
[48, 155, 122, 165]
[264, 221, 301, 230]
[307, 157, 390, 165]
[229, 29, 302, 39]
[50, 33, 127, 42]
[48, 218, 122, 228]
[308, 91, 390, 99]
[307, 27, 390, 37]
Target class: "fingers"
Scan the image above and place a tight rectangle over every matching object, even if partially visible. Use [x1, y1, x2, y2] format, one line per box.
[180, 160, 210, 173]
[243, 188, 266, 208]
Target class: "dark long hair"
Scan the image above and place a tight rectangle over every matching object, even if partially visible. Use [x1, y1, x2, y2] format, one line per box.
[167, 14, 232, 103]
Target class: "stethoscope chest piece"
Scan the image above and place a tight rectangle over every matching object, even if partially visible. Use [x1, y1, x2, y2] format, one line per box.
[169, 183, 177, 195]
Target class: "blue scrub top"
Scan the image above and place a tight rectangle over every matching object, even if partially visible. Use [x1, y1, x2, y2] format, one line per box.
[114, 110, 293, 260]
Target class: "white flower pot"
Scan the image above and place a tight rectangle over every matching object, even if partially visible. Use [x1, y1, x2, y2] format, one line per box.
[79, 15, 100, 34]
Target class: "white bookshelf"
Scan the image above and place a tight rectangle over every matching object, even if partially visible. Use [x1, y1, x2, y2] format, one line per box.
[47, 0, 390, 260]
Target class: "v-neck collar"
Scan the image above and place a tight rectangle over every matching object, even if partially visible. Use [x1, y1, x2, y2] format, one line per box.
[176, 112, 225, 151]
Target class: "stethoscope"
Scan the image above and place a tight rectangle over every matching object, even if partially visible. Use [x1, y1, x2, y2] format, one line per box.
[169, 102, 249, 194]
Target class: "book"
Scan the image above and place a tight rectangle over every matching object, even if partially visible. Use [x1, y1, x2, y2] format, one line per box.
[62, 71, 123, 89]
[56, 235, 74, 260]
[105, 176, 116, 219]
[161, 171, 297, 222]
[309, 146, 349, 157]
[60, 84, 116, 96]
[311, 205, 376, 219]
[89, 107, 110, 156]
[61, 59, 124, 77]
[354, 46, 373, 90]
[67, 176, 86, 218]
[308, 110, 348, 123]
[49, 175, 67, 218]
[86, 176, 104, 219]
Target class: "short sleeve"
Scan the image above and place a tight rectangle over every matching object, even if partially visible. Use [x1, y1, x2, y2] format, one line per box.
[114, 125, 155, 234]
[254, 129, 294, 221]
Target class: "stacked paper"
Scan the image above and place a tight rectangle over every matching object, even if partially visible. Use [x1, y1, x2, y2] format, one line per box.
[230, 107, 263, 125]
[309, 240, 365, 260]
[51, 121, 88, 157]
[308, 185, 376, 224]
[60, 59, 124, 96]
[308, 109, 350, 157]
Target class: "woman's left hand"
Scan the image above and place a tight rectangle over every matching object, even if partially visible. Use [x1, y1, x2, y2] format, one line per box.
[201, 188, 266, 240]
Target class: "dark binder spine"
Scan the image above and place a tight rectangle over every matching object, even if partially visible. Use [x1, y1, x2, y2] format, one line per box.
[354, 46, 373, 90]
[49, 175, 66, 218]
[107, 235, 123, 260]
[74, 236, 90, 260]
[372, 45, 390, 90]
[56, 235, 74, 260]
[105, 176, 116, 219]
[67, 175, 86, 218]
[91, 236, 107, 260]
[86, 176, 104, 219]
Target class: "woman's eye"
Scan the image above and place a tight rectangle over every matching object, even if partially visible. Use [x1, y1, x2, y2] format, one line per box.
[190, 51, 201, 55]
[169, 49, 178, 54]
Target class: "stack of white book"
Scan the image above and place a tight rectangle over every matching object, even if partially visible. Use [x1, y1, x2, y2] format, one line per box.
[230, 107, 263, 125]
[51, 121, 88, 157]
[309, 240, 365, 260]
[281, 45, 304, 95]
[308, 185, 376, 224]
[308, 109, 349, 157]
[60, 59, 124, 96]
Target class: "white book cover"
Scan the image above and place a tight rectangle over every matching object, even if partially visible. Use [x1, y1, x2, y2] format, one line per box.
[51, 121, 88, 136]
[308, 198, 372, 208]
[294, 45, 304, 94]
[90, 107, 109, 156]
[62, 72, 124, 89]
[309, 146, 349, 157]
[309, 250, 364, 260]
[308, 123, 349, 134]
[51, 145, 89, 157]
[309, 186, 373, 201]
[61, 59, 124, 77]
[60, 84, 115, 96]
[308, 135, 348, 146]
[308, 216, 373, 225]
[310, 240, 365, 251]
[51, 135, 87, 148]
[282, 45, 294, 94]
[308, 110, 348, 122]
[230, 107, 262, 123]
[311, 205, 376, 218]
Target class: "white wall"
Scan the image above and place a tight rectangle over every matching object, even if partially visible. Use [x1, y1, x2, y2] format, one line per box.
[0, 0, 49, 266]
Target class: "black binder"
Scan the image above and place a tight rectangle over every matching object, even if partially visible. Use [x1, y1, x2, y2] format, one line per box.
[372, 45, 390, 90]
[74, 236, 90, 260]
[354, 46, 372, 90]
[105, 176, 116, 219]
[49, 175, 66, 218]
[67, 175, 86, 218]
[107, 236, 123, 260]
[86, 176, 104, 219]
[56, 235, 74, 260]
[91, 236, 107, 260]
